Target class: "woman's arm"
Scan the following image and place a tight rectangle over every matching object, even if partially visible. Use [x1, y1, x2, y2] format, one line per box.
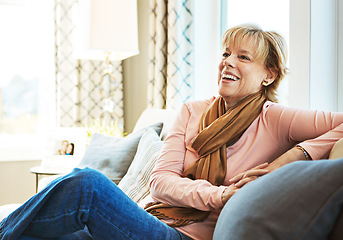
[222, 105, 343, 204]
[264, 146, 311, 171]
[267, 104, 343, 160]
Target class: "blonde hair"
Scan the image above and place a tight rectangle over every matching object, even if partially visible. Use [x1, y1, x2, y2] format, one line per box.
[222, 24, 288, 102]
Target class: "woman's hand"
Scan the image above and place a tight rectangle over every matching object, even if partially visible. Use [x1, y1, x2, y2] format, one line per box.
[229, 162, 269, 187]
[221, 184, 240, 205]
[265, 146, 311, 172]
[221, 163, 269, 204]
[221, 146, 312, 205]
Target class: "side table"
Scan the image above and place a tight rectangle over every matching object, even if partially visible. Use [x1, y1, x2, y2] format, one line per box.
[30, 166, 73, 193]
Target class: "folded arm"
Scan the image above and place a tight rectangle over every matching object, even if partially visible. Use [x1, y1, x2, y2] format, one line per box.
[222, 105, 343, 204]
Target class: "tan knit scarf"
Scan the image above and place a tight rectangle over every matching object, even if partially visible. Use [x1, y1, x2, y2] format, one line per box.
[145, 91, 267, 227]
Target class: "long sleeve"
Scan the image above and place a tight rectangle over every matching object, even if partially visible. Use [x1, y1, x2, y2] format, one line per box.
[264, 103, 343, 159]
[149, 101, 227, 211]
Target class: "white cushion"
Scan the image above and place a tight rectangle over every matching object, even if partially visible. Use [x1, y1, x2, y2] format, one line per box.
[133, 108, 177, 139]
[118, 128, 162, 203]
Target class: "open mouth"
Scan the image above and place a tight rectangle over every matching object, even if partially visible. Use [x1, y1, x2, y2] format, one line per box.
[222, 73, 239, 81]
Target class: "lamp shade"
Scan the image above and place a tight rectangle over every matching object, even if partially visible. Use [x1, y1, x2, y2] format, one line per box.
[75, 0, 139, 61]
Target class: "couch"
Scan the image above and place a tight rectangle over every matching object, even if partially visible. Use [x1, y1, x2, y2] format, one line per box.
[1, 107, 343, 237]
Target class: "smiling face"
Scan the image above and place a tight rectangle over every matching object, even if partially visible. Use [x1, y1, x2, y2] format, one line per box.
[218, 37, 274, 108]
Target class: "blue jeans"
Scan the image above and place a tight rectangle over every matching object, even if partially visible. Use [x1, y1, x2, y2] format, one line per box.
[213, 158, 343, 240]
[0, 168, 193, 240]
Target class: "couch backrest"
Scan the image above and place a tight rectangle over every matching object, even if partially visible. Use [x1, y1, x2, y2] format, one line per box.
[133, 108, 177, 140]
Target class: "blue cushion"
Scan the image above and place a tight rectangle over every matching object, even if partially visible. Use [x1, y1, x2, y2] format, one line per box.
[78, 122, 163, 181]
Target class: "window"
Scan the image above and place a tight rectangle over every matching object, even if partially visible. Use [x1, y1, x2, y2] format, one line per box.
[0, 0, 54, 160]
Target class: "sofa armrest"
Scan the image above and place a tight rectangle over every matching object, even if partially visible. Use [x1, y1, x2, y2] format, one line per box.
[0, 204, 21, 221]
[133, 108, 177, 139]
[329, 138, 343, 160]
[37, 175, 64, 192]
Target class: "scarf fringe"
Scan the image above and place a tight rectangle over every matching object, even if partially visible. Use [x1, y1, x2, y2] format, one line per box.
[147, 209, 199, 228]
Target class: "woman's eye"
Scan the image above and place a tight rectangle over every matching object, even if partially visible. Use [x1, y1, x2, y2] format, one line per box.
[222, 52, 230, 58]
[240, 55, 250, 61]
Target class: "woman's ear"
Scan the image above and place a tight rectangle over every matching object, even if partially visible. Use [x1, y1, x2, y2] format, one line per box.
[263, 68, 278, 86]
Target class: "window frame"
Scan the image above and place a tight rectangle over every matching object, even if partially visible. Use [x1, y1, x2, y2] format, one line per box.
[338, 0, 343, 112]
[309, 0, 342, 112]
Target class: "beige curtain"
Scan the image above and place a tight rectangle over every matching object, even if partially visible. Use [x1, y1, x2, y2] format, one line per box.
[148, 0, 194, 110]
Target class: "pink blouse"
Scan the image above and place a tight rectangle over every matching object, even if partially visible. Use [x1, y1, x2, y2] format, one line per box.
[147, 98, 343, 240]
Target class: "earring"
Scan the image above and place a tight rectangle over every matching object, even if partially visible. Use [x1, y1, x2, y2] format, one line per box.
[263, 80, 269, 86]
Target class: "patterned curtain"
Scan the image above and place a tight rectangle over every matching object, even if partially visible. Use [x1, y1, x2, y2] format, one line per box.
[54, 0, 124, 129]
[148, 0, 194, 109]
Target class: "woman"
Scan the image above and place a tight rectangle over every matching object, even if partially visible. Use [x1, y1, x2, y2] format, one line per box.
[1, 24, 343, 240]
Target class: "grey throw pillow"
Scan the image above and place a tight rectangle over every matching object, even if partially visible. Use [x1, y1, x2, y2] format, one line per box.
[78, 122, 163, 181]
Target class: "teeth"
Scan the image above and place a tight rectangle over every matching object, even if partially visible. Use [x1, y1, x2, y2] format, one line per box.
[222, 74, 239, 81]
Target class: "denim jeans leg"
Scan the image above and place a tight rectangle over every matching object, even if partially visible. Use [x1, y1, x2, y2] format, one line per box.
[1, 168, 186, 240]
[17, 227, 92, 240]
[213, 158, 343, 240]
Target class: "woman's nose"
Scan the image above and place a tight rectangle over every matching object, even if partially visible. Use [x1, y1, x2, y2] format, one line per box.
[223, 55, 235, 68]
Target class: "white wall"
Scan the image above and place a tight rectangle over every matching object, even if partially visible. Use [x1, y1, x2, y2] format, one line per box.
[0, 160, 40, 205]
[123, 0, 150, 133]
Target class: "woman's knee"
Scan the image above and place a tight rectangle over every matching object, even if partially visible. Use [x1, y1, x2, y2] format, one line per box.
[62, 168, 110, 189]
[72, 167, 104, 179]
